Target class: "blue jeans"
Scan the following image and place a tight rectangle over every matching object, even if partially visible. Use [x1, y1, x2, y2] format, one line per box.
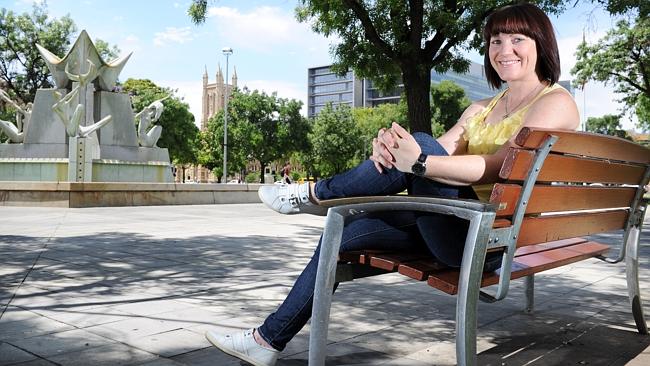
[257, 133, 476, 351]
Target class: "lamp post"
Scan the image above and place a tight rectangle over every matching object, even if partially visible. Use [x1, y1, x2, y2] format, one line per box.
[222, 47, 233, 182]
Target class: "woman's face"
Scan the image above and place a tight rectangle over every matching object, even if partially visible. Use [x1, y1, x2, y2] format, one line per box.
[488, 32, 538, 83]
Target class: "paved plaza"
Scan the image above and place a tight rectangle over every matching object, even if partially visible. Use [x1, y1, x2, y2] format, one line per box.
[1, 204, 650, 365]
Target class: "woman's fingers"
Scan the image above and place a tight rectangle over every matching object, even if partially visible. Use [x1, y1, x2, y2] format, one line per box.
[371, 137, 394, 170]
[391, 122, 412, 141]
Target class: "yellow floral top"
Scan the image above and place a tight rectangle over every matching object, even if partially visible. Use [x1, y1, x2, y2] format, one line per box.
[463, 83, 563, 201]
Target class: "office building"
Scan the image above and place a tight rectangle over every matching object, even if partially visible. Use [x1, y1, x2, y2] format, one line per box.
[307, 62, 574, 118]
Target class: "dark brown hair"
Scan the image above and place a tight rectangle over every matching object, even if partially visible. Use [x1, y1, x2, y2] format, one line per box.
[483, 3, 560, 89]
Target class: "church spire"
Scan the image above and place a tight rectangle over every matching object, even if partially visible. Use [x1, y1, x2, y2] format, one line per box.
[216, 63, 223, 86]
[232, 66, 238, 88]
[202, 65, 208, 85]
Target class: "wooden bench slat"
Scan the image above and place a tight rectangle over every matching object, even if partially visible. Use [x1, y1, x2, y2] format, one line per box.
[515, 128, 650, 164]
[426, 241, 609, 294]
[513, 237, 588, 255]
[490, 184, 636, 217]
[348, 238, 588, 282]
[367, 252, 432, 271]
[516, 209, 628, 246]
[398, 259, 448, 280]
[500, 149, 646, 184]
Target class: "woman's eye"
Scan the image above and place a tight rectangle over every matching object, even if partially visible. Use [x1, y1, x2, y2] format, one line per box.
[490, 40, 501, 45]
[513, 37, 525, 43]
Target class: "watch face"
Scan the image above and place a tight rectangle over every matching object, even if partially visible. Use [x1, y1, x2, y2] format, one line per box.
[411, 162, 426, 176]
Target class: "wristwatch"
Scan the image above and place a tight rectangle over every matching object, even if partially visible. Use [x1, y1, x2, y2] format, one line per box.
[411, 153, 427, 176]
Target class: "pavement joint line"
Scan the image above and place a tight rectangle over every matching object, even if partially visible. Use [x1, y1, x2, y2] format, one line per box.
[519, 321, 600, 366]
[0, 211, 69, 320]
[5, 340, 64, 366]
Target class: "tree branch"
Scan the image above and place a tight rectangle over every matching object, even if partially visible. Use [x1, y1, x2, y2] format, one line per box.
[342, 0, 396, 59]
[608, 71, 647, 94]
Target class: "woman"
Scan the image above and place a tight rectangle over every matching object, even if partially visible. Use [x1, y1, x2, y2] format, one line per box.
[206, 3, 579, 366]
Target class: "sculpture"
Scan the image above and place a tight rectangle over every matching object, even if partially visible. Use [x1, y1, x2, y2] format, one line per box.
[52, 59, 112, 137]
[134, 97, 167, 147]
[36, 30, 131, 91]
[0, 90, 31, 143]
[0, 30, 172, 183]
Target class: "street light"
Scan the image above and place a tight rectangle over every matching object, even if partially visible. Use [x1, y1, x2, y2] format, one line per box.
[222, 47, 233, 182]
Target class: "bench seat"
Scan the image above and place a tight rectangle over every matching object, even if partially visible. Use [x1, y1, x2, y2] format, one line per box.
[339, 237, 609, 294]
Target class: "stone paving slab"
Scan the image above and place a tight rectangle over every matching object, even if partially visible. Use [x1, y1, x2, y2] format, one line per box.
[0, 204, 648, 365]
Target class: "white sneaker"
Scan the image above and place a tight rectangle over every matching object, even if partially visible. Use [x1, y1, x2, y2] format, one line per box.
[205, 328, 279, 366]
[258, 183, 326, 215]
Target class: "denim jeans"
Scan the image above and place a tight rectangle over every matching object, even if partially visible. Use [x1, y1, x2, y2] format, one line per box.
[257, 133, 476, 351]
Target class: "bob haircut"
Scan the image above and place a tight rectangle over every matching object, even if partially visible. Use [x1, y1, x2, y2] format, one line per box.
[483, 3, 560, 89]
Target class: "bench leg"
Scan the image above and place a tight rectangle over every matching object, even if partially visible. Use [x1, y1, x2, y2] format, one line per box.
[309, 210, 345, 366]
[456, 212, 494, 366]
[625, 224, 648, 334]
[524, 275, 534, 313]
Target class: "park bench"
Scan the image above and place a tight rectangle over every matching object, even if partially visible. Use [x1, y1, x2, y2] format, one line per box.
[307, 127, 650, 366]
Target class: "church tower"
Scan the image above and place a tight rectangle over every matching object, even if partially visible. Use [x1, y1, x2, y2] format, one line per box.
[191, 64, 242, 183]
[202, 63, 237, 131]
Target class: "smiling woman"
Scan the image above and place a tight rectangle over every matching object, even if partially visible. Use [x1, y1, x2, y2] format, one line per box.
[204, 3, 581, 366]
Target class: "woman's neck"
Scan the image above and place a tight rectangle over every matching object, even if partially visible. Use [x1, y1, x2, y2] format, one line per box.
[506, 79, 546, 100]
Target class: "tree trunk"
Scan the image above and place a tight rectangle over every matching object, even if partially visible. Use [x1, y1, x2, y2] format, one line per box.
[402, 64, 432, 135]
[260, 162, 267, 183]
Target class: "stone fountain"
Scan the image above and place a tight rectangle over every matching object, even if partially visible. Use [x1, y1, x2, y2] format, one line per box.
[0, 30, 172, 183]
[0, 31, 262, 208]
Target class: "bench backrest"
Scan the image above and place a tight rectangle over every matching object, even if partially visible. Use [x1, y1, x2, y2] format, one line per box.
[490, 128, 650, 248]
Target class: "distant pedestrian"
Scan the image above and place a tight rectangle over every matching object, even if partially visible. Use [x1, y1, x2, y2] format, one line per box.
[281, 162, 291, 184]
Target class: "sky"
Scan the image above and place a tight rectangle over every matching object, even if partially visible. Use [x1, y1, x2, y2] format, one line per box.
[1, 0, 638, 130]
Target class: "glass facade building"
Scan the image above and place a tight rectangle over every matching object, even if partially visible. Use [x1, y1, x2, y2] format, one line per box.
[307, 62, 575, 118]
[308, 61, 496, 118]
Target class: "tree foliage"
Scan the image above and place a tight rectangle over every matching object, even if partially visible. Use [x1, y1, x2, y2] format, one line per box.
[188, 0, 566, 135]
[430, 80, 471, 132]
[201, 89, 311, 182]
[0, 2, 120, 105]
[593, 0, 648, 17]
[122, 79, 199, 166]
[352, 102, 405, 159]
[0, 4, 75, 104]
[310, 103, 362, 177]
[94, 39, 121, 61]
[572, 16, 649, 130]
[586, 114, 621, 135]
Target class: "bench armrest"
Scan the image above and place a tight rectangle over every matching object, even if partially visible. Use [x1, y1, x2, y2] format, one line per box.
[319, 195, 496, 221]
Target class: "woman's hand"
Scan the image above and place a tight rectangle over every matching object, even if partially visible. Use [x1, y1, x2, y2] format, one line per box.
[369, 128, 395, 173]
[386, 122, 422, 173]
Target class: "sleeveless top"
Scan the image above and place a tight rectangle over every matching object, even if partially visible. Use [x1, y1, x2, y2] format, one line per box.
[463, 83, 564, 202]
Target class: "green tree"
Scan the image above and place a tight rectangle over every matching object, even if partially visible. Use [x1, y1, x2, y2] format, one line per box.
[94, 39, 121, 61]
[593, 0, 648, 17]
[572, 17, 649, 130]
[188, 1, 566, 135]
[311, 103, 362, 177]
[0, 3, 119, 105]
[585, 114, 629, 138]
[122, 78, 199, 167]
[353, 102, 406, 159]
[0, 4, 75, 104]
[202, 89, 310, 182]
[431, 80, 471, 132]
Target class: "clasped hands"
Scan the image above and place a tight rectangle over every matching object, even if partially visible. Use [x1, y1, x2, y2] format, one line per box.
[369, 122, 422, 174]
